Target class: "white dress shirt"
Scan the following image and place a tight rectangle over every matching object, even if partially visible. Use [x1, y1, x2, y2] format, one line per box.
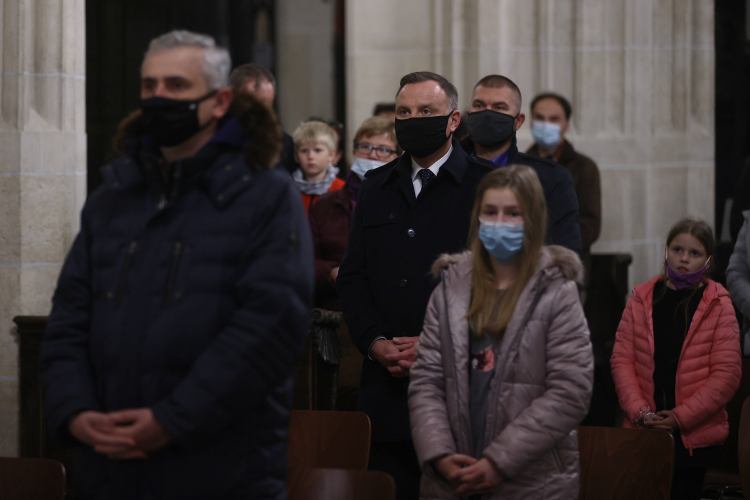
[411, 145, 453, 197]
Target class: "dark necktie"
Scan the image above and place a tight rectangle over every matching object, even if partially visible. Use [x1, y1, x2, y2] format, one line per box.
[417, 168, 436, 192]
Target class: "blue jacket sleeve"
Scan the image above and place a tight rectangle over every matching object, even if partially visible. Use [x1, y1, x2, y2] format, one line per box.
[150, 181, 314, 449]
[336, 183, 392, 357]
[40, 199, 103, 444]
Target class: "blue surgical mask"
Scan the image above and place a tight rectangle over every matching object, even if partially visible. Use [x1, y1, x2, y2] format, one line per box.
[478, 219, 525, 263]
[350, 157, 385, 180]
[531, 121, 562, 149]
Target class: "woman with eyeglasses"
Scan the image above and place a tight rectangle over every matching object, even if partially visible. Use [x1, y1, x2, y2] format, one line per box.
[308, 116, 402, 312]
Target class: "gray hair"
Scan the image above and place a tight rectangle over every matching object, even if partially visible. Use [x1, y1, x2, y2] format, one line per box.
[144, 30, 231, 90]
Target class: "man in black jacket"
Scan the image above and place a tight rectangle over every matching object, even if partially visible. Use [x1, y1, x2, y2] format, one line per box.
[461, 74, 582, 255]
[337, 71, 497, 500]
[39, 30, 313, 500]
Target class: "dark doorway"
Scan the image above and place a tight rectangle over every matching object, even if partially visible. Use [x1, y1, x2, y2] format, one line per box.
[85, 0, 276, 193]
[715, 0, 750, 242]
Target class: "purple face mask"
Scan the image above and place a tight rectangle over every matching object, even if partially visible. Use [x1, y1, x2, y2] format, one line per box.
[665, 253, 711, 290]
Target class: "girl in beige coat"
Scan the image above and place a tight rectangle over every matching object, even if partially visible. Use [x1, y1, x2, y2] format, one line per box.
[408, 165, 594, 499]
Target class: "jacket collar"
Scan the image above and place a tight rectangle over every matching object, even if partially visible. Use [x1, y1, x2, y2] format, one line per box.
[383, 137, 469, 187]
[459, 135, 520, 164]
[101, 118, 246, 208]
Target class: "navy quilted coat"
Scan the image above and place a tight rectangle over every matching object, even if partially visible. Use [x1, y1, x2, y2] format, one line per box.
[39, 118, 314, 500]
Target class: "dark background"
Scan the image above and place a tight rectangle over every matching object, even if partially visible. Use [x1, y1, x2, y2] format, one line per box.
[715, 0, 750, 238]
[85, 0, 276, 192]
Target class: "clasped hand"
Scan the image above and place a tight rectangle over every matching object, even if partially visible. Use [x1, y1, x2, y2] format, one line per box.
[371, 336, 419, 377]
[643, 410, 679, 431]
[435, 454, 502, 497]
[69, 408, 172, 460]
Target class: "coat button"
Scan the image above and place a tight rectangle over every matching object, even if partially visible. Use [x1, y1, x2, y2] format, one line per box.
[407, 228, 415, 237]
[399, 279, 408, 287]
[388, 213, 396, 220]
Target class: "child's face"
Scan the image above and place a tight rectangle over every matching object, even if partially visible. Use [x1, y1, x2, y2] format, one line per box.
[295, 142, 334, 180]
[666, 233, 709, 274]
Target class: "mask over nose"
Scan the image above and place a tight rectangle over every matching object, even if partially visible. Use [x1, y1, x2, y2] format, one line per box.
[140, 91, 217, 147]
[467, 110, 517, 148]
[665, 251, 711, 290]
[478, 219, 525, 263]
[394, 115, 451, 159]
[531, 121, 562, 149]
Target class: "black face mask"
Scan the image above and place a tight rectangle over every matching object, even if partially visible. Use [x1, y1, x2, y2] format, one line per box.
[140, 91, 217, 147]
[467, 109, 517, 148]
[394, 114, 451, 159]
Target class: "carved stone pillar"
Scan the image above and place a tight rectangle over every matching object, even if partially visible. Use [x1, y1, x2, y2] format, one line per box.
[346, 0, 715, 286]
[0, 0, 87, 456]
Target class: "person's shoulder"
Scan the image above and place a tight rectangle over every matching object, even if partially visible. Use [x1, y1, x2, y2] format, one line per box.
[566, 144, 599, 172]
[361, 157, 402, 191]
[330, 177, 346, 191]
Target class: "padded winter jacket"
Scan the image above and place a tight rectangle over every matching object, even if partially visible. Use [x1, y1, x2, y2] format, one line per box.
[408, 247, 594, 500]
[610, 276, 741, 452]
[39, 118, 314, 500]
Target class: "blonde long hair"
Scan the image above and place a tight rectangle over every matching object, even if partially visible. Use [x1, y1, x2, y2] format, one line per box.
[466, 165, 547, 338]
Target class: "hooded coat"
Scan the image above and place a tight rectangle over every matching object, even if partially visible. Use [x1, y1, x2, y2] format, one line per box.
[408, 246, 594, 500]
[610, 276, 741, 451]
[39, 109, 314, 500]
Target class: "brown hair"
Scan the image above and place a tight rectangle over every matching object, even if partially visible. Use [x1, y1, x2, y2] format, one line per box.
[230, 92, 282, 171]
[352, 116, 402, 155]
[396, 71, 458, 112]
[466, 165, 547, 338]
[229, 63, 275, 92]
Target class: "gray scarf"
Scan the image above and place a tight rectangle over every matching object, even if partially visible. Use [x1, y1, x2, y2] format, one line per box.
[293, 165, 340, 195]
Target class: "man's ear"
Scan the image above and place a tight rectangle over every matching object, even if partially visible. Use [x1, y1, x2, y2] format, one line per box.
[447, 109, 461, 136]
[212, 87, 233, 119]
[514, 113, 526, 131]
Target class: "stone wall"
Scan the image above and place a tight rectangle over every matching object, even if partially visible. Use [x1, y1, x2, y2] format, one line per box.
[346, 0, 715, 287]
[0, 0, 87, 456]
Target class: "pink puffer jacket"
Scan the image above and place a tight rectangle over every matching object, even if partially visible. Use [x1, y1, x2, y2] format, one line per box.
[610, 276, 741, 452]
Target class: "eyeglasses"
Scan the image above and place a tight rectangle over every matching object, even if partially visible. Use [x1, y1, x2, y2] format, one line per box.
[356, 142, 398, 160]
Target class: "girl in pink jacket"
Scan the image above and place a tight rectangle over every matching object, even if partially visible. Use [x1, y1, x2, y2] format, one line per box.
[611, 218, 741, 500]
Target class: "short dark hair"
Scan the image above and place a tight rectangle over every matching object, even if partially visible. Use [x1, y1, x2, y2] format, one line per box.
[373, 102, 396, 116]
[473, 75, 522, 114]
[530, 92, 572, 120]
[396, 72, 459, 112]
[229, 63, 276, 92]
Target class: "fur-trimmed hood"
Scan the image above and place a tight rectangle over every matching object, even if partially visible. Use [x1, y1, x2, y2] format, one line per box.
[431, 245, 584, 285]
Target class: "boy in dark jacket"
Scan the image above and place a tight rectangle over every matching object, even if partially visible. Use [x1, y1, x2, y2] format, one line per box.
[39, 30, 313, 500]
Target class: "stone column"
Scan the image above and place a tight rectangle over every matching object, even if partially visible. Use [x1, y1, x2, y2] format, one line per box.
[276, 0, 336, 133]
[346, 0, 715, 287]
[0, 0, 87, 456]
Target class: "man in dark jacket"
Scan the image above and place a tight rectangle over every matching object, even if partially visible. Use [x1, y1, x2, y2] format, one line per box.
[460, 75, 582, 256]
[229, 62, 298, 175]
[39, 30, 313, 500]
[526, 92, 601, 277]
[337, 71, 497, 500]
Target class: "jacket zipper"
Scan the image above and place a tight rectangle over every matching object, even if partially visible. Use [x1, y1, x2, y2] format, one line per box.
[115, 241, 137, 306]
[441, 273, 472, 455]
[164, 241, 183, 307]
